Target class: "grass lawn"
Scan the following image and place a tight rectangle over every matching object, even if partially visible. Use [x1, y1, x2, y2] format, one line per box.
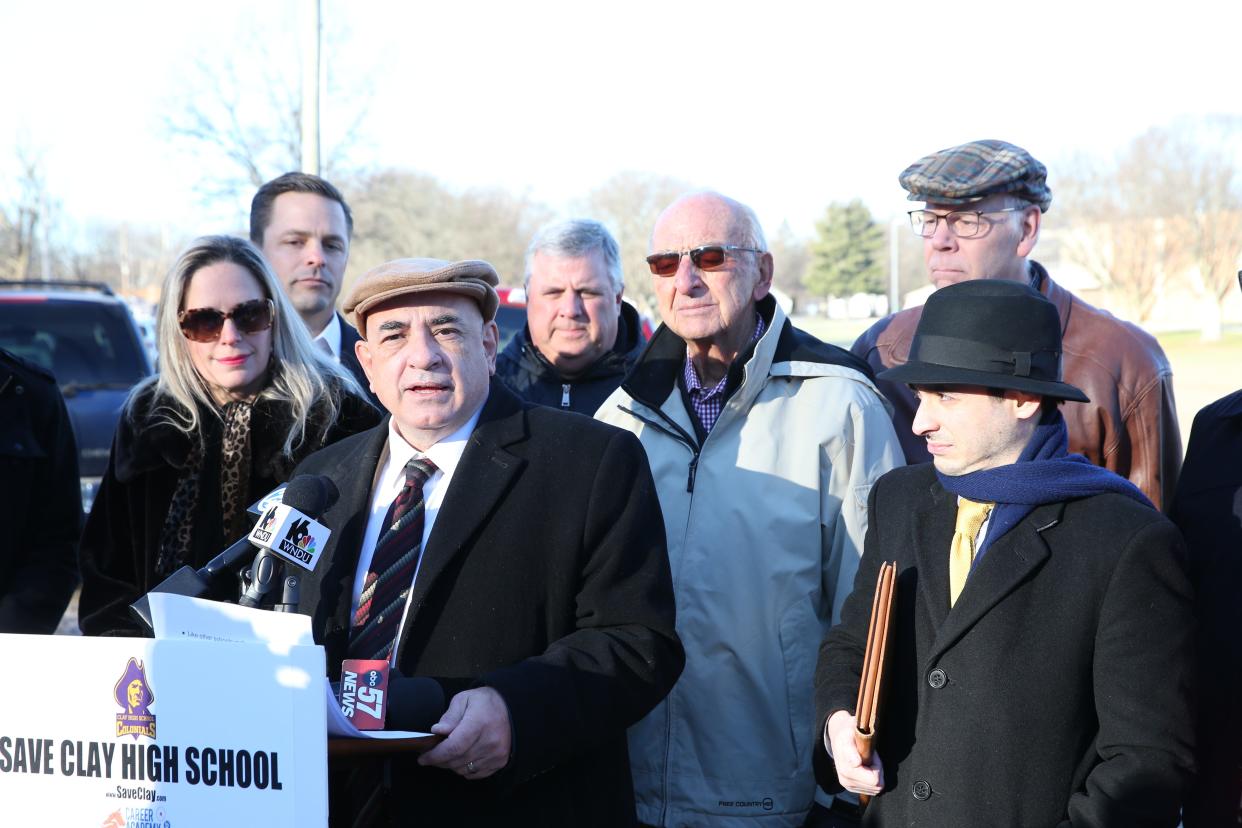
[792, 316, 1241, 450]
[1157, 328, 1241, 441]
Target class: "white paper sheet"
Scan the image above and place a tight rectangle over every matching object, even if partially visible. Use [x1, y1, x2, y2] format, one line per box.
[146, 592, 314, 652]
[148, 594, 431, 740]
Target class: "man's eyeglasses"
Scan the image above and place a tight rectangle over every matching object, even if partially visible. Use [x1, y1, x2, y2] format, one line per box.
[178, 298, 275, 342]
[646, 244, 763, 277]
[908, 207, 1024, 239]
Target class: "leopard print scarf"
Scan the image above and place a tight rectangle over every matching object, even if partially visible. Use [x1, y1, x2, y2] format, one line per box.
[155, 401, 253, 577]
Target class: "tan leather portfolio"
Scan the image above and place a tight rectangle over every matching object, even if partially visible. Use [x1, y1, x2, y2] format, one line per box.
[853, 560, 896, 806]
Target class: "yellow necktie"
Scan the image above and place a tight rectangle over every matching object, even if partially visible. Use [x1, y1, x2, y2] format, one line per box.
[949, 497, 994, 607]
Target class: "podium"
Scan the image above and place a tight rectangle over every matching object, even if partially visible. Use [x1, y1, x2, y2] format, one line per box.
[0, 632, 328, 826]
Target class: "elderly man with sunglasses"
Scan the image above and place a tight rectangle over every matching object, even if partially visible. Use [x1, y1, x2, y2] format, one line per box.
[852, 139, 1182, 510]
[596, 191, 903, 828]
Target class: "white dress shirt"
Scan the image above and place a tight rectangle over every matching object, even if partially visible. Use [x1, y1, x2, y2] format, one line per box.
[349, 405, 484, 659]
[314, 313, 342, 361]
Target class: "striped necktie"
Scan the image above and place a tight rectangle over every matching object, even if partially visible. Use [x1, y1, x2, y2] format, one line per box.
[348, 455, 437, 661]
[949, 497, 994, 607]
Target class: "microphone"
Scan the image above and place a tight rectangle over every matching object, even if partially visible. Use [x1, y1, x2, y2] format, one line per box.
[335, 666, 447, 733]
[238, 475, 337, 609]
[128, 476, 337, 631]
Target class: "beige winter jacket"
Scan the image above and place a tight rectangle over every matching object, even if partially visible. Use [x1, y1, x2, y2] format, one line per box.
[596, 298, 903, 828]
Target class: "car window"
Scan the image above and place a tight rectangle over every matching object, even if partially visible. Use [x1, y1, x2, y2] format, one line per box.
[0, 300, 148, 387]
[494, 305, 526, 351]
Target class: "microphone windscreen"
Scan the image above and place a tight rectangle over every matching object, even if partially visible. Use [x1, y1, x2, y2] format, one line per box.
[281, 475, 336, 518]
[385, 676, 447, 733]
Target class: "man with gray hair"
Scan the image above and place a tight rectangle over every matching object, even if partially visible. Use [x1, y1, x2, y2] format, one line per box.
[597, 191, 903, 827]
[495, 218, 647, 414]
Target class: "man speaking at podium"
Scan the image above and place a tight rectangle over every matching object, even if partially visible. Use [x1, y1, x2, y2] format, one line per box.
[290, 257, 683, 826]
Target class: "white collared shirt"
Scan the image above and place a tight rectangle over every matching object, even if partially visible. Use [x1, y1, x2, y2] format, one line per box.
[349, 406, 484, 657]
[314, 313, 343, 362]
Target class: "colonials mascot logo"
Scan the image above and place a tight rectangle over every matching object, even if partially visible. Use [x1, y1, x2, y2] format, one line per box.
[114, 658, 156, 740]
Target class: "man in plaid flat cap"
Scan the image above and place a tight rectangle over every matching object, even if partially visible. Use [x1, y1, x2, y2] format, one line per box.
[852, 139, 1182, 510]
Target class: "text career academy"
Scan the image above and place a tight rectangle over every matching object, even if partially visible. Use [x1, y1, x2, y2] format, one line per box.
[0, 737, 284, 790]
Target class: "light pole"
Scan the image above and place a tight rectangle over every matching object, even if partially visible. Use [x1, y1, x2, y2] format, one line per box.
[889, 214, 901, 314]
[300, 0, 322, 176]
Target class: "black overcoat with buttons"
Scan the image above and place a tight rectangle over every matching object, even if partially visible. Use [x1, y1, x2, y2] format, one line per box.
[813, 463, 1196, 827]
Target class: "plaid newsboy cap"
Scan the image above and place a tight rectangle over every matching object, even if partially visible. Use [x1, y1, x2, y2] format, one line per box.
[899, 139, 1052, 212]
[344, 257, 500, 335]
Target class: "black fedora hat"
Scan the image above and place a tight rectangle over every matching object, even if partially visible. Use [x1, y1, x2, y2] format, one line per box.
[879, 279, 1089, 402]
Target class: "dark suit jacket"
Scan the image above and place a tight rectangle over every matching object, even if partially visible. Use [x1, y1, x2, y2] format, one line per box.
[1170, 390, 1242, 827]
[336, 312, 378, 405]
[814, 464, 1195, 828]
[292, 380, 683, 827]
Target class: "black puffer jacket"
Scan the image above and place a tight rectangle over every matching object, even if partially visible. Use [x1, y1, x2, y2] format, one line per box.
[495, 302, 646, 416]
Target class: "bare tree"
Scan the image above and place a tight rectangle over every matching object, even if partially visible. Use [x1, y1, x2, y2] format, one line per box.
[68, 222, 184, 297]
[1160, 118, 1242, 340]
[342, 169, 552, 295]
[0, 142, 63, 282]
[572, 171, 694, 314]
[1055, 134, 1186, 324]
[163, 21, 374, 208]
[768, 221, 810, 310]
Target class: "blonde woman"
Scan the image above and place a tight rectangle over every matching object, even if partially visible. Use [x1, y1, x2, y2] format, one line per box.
[79, 235, 379, 635]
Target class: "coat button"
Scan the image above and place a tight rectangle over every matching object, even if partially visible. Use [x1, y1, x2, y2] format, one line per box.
[912, 780, 931, 800]
[928, 668, 947, 689]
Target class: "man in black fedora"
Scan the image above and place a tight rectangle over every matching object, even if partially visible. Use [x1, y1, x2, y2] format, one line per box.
[813, 279, 1196, 827]
[852, 139, 1181, 511]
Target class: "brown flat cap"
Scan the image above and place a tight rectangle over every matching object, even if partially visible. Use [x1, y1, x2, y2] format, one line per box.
[344, 257, 500, 334]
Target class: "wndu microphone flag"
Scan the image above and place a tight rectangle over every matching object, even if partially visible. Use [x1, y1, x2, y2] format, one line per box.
[248, 504, 331, 572]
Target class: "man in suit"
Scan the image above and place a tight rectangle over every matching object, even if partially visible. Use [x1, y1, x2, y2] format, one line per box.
[250, 172, 373, 397]
[292, 257, 683, 826]
[815, 279, 1195, 827]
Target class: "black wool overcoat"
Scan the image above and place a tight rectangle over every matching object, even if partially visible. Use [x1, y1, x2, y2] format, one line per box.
[291, 380, 684, 827]
[814, 463, 1196, 828]
[1169, 389, 1242, 827]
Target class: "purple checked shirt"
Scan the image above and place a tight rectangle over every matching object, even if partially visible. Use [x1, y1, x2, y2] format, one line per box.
[682, 313, 766, 434]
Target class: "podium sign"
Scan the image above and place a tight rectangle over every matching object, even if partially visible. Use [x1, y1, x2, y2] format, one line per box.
[0, 633, 327, 826]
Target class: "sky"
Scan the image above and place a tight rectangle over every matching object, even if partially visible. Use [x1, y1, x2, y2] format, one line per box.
[5, 0, 1242, 243]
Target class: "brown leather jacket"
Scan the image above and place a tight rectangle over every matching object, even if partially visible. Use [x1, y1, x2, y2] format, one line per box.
[852, 262, 1182, 510]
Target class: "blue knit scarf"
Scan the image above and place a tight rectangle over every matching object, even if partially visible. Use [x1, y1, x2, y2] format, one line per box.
[935, 410, 1153, 559]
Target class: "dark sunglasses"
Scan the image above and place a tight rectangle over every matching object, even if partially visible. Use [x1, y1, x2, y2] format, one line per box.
[645, 244, 763, 277]
[178, 298, 275, 342]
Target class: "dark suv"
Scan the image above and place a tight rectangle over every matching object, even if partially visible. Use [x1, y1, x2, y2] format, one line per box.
[0, 281, 153, 514]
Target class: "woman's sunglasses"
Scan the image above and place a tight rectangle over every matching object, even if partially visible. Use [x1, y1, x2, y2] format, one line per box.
[645, 244, 763, 277]
[178, 298, 275, 343]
